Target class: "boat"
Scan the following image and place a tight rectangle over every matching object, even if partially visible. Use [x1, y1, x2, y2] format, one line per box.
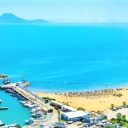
[0, 107, 8, 110]
[0, 120, 5, 126]
[10, 93, 17, 97]
[3, 77, 11, 85]
[30, 107, 41, 113]
[0, 99, 2, 103]
[29, 104, 38, 108]
[20, 100, 28, 104]
[5, 89, 15, 93]
[31, 111, 44, 118]
[23, 101, 33, 107]
[7, 123, 20, 127]
[25, 118, 34, 125]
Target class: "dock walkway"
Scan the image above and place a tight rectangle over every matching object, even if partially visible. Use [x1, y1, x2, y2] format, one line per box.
[2, 83, 48, 111]
[1, 83, 58, 127]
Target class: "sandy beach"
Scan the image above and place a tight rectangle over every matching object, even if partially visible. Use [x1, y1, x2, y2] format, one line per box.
[36, 87, 128, 112]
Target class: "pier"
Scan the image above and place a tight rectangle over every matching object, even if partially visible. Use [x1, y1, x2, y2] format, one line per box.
[1, 83, 48, 111]
[1, 82, 58, 127]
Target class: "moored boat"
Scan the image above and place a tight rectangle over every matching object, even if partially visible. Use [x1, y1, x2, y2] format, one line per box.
[25, 118, 34, 125]
[0, 120, 5, 126]
[0, 107, 8, 110]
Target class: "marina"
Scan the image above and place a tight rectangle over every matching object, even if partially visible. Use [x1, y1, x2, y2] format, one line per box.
[0, 75, 124, 128]
[0, 79, 59, 127]
[0, 89, 31, 126]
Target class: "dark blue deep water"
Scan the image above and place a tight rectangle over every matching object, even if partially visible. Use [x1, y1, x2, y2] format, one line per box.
[0, 24, 128, 92]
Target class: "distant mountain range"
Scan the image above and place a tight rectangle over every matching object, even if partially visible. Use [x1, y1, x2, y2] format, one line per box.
[0, 13, 48, 24]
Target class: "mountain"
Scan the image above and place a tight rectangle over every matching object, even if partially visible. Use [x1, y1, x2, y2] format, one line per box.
[0, 13, 48, 24]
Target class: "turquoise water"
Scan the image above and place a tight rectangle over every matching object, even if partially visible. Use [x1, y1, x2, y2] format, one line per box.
[0, 24, 128, 92]
[0, 90, 31, 126]
[0, 23, 128, 125]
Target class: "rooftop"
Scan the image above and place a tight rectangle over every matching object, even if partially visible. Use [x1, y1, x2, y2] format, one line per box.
[62, 110, 89, 118]
[61, 105, 77, 111]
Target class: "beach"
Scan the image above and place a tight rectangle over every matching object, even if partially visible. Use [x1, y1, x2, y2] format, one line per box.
[36, 87, 128, 112]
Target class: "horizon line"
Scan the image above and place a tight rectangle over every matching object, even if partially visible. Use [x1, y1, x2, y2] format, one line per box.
[1, 12, 128, 24]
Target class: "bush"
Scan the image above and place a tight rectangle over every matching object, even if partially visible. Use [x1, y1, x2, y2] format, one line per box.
[110, 113, 128, 127]
[105, 125, 115, 128]
[112, 93, 122, 97]
[77, 107, 85, 111]
[48, 109, 53, 113]
[43, 97, 55, 100]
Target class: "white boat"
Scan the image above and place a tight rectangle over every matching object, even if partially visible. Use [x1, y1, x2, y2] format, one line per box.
[30, 107, 41, 113]
[0, 99, 2, 103]
[21, 100, 28, 104]
[22, 101, 33, 107]
[7, 123, 19, 127]
[0, 120, 5, 126]
[29, 104, 38, 108]
[25, 118, 34, 125]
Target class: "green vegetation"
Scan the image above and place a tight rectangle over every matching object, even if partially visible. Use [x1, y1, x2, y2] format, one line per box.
[77, 107, 85, 111]
[123, 101, 127, 107]
[110, 113, 128, 127]
[57, 109, 65, 122]
[105, 125, 115, 128]
[112, 92, 122, 97]
[110, 104, 115, 109]
[42, 97, 55, 100]
[48, 109, 53, 113]
[57, 109, 61, 120]
[59, 118, 65, 123]
[103, 115, 108, 120]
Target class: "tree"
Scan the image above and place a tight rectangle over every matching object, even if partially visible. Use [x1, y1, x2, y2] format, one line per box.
[110, 104, 115, 109]
[123, 101, 127, 107]
[117, 113, 121, 118]
[110, 113, 128, 127]
[105, 125, 115, 128]
[77, 107, 85, 111]
[117, 113, 122, 123]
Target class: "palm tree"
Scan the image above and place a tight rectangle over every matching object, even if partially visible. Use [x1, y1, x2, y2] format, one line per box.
[123, 101, 126, 107]
[111, 104, 115, 109]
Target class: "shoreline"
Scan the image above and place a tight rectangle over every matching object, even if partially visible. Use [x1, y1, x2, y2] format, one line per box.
[27, 82, 128, 93]
[35, 86, 128, 112]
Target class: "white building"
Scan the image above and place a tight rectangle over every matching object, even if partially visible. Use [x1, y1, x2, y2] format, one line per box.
[50, 100, 76, 112]
[50, 100, 63, 109]
[61, 110, 90, 121]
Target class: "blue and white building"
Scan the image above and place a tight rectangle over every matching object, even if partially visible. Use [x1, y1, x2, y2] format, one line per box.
[61, 110, 90, 121]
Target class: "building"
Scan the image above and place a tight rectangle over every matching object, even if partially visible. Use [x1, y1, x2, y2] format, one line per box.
[50, 100, 76, 112]
[61, 110, 90, 121]
[50, 100, 63, 109]
[61, 105, 77, 112]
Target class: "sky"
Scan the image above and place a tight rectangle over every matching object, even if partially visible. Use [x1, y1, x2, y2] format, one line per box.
[0, 0, 128, 23]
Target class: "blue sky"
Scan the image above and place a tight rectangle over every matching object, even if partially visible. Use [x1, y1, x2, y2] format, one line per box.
[0, 0, 128, 23]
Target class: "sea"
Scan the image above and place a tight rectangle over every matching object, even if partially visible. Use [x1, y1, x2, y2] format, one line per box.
[0, 23, 128, 125]
[0, 90, 31, 126]
[0, 24, 128, 92]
